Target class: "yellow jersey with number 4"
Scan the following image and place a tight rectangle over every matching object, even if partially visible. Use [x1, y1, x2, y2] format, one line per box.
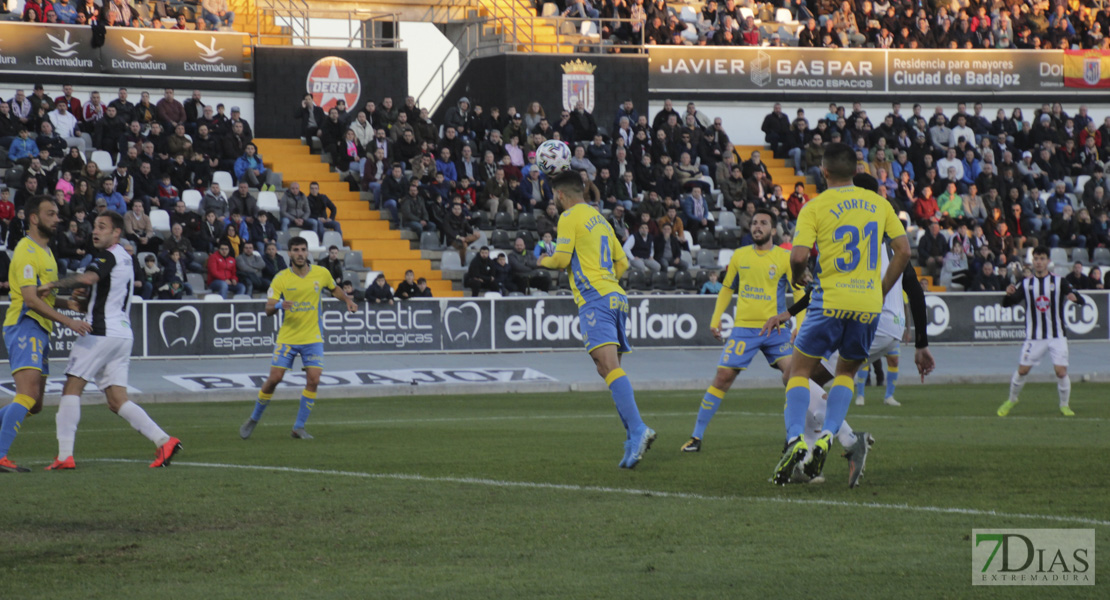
[268, 265, 336, 345]
[792, 185, 905, 314]
[4, 238, 59, 333]
[553, 203, 627, 307]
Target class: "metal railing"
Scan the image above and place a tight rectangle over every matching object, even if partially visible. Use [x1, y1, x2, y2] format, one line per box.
[254, 0, 401, 47]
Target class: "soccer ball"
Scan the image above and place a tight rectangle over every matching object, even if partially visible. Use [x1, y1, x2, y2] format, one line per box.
[536, 140, 572, 176]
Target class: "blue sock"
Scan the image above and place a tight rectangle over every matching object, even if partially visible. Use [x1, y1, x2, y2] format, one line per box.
[251, 391, 273, 422]
[0, 395, 34, 457]
[692, 386, 725, 439]
[293, 389, 316, 430]
[784, 378, 810, 440]
[0, 403, 9, 421]
[854, 365, 869, 401]
[886, 365, 899, 399]
[606, 368, 645, 435]
[822, 376, 855, 435]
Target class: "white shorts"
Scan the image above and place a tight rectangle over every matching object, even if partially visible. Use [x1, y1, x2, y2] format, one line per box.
[866, 334, 901, 363]
[65, 335, 133, 390]
[1018, 338, 1069, 368]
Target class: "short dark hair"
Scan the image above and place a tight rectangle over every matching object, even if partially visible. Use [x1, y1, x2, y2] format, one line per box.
[24, 194, 56, 219]
[97, 211, 125, 233]
[754, 208, 777, 226]
[1032, 246, 1050, 258]
[551, 170, 584, 197]
[328, 245, 339, 251]
[852, 173, 879, 193]
[822, 142, 857, 180]
[288, 236, 308, 251]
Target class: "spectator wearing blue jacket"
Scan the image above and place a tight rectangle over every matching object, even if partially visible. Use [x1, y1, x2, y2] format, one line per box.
[681, 186, 713, 239]
[960, 149, 981, 191]
[96, 179, 129, 214]
[435, 147, 458, 183]
[7, 129, 39, 167]
[233, 143, 268, 188]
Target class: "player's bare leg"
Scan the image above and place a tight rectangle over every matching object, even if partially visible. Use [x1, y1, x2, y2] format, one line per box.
[591, 345, 654, 468]
[0, 371, 46, 473]
[242, 366, 286, 439]
[290, 367, 322, 439]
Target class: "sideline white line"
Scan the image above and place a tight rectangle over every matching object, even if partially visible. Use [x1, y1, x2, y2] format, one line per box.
[88, 458, 1110, 528]
[16, 409, 1107, 436]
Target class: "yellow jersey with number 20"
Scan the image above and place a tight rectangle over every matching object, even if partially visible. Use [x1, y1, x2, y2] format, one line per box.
[268, 265, 336, 345]
[554, 203, 627, 308]
[792, 185, 905, 314]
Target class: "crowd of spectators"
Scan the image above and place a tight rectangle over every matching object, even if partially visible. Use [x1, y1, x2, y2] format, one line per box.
[307, 90, 749, 293]
[536, 0, 1110, 50]
[0, 84, 371, 300]
[762, 99, 1110, 290]
[17, 0, 235, 31]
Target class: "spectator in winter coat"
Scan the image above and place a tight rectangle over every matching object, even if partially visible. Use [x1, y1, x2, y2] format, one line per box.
[206, 241, 246, 298]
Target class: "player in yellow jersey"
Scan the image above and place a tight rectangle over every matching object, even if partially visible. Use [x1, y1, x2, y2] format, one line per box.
[539, 171, 655, 469]
[0, 195, 91, 472]
[771, 143, 910, 485]
[679, 209, 793, 452]
[240, 236, 357, 440]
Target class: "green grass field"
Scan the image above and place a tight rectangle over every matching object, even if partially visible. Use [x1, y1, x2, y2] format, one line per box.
[2, 383, 1106, 599]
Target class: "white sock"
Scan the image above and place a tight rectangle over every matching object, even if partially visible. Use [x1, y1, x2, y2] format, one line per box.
[804, 380, 827, 441]
[837, 420, 857, 448]
[1057, 375, 1071, 407]
[56, 395, 82, 460]
[1009, 371, 1026, 402]
[117, 401, 170, 446]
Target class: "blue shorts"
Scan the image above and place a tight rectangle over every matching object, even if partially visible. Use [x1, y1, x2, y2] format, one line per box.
[4, 318, 51, 375]
[794, 308, 880, 362]
[579, 293, 631, 354]
[271, 342, 325, 370]
[718, 327, 792, 370]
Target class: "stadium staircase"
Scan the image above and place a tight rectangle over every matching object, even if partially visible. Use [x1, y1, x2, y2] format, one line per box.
[230, 0, 291, 45]
[252, 139, 463, 297]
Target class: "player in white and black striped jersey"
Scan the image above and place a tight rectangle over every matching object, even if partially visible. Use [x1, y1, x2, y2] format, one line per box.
[997, 246, 1085, 417]
[38, 211, 181, 470]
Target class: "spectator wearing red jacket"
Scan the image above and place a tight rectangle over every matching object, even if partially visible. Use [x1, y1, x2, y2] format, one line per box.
[786, 183, 809, 220]
[206, 240, 246, 298]
[913, 186, 939, 226]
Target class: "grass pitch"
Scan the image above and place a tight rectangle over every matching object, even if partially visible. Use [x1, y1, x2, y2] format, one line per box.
[2, 383, 1107, 599]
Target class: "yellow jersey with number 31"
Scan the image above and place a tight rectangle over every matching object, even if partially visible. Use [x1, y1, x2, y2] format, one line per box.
[792, 185, 905, 314]
[268, 265, 336, 345]
[554, 203, 627, 307]
[4, 238, 59, 333]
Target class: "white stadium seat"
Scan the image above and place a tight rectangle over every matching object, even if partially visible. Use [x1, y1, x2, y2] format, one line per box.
[182, 189, 202, 211]
[213, 171, 235, 191]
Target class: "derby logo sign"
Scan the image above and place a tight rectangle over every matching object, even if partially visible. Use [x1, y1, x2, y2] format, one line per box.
[307, 56, 360, 113]
[561, 59, 596, 113]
